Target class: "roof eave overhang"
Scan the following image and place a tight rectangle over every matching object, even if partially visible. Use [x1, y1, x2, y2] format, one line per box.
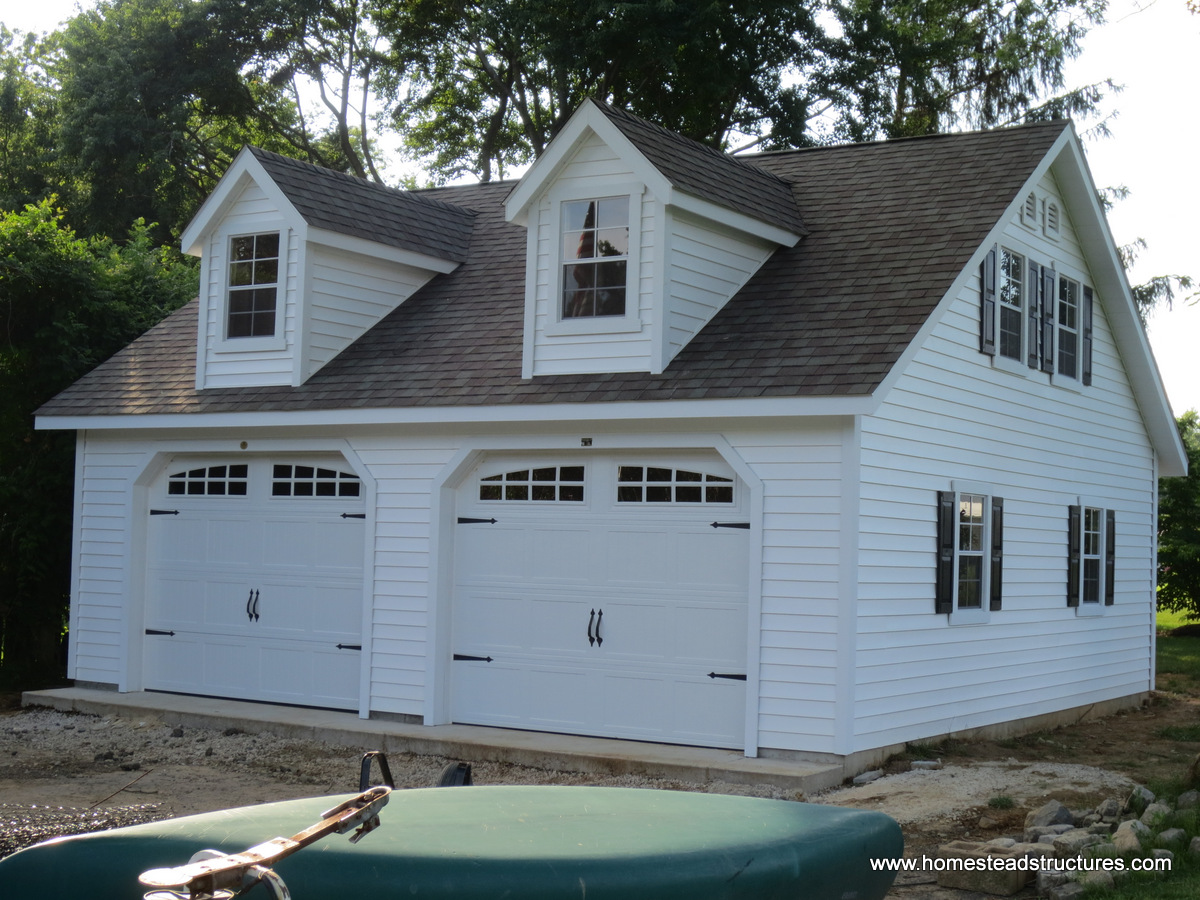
[36, 393, 879, 433]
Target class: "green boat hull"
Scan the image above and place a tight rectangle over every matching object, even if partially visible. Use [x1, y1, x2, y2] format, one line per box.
[0, 786, 902, 899]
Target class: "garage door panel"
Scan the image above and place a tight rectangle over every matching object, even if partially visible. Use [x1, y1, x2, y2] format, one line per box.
[452, 453, 749, 750]
[143, 456, 364, 711]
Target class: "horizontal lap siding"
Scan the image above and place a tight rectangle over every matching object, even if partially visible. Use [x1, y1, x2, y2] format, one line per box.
[306, 247, 435, 378]
[531, 134, 655, 374]
[351, 440, 457, 715]
[732, 427, 846, 754]
[666, 219, 773, 362]
[855, 186, 1155, 752]
[72, 442, 149, 684]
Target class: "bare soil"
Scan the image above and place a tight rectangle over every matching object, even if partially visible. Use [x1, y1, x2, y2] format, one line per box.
[3, 691, 1200, 898]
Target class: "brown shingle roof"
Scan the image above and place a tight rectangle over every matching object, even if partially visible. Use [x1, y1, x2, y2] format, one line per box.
[38, 120, 1068, 420]
[250, 147, 475, 263]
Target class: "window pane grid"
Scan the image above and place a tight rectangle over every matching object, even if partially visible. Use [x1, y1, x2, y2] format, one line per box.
[228, 233, 280, 339]
[271, 464, 361, 497]
[1058, 276, 1079, 377]
[956, 493, 986, 610]
[562, 198, 628, 319]
[479, 466, 585, 502]
[167, 464, 248, 496]
[616, 466, 733, 504]
[1082, 506, 1102, 603]
[999, 248, 1023, 360]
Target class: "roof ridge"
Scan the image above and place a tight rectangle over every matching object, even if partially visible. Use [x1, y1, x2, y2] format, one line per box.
[247, 146, 473, 217]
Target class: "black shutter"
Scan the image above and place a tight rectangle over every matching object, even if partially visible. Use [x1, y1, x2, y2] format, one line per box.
[980, 247, 997, 356]
[1041, 267, 1056, 374]
[1067, 505, 1081, 607]
[1105, 509, 1116, 605]
[989, 497, 1004, 611]
[936, 491, 956, 614]
[1027, 261, 1042, 368]
[1081, 286, 1094, 386]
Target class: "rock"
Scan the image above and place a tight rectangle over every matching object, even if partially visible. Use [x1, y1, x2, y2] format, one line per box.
[1036, 869, 1068, 893]
[1052, 830, 1103, 856]
[851, 769, 882, 785]
[119, 761, 141, 772]
[986, 837, 1017, 848]
[1177, 790, 1200, 810]
[1025, 799, 1074, 830]
[1153, 848, 1175, 862]
[171, 726, 184, 738]
[1124, 785, 1155, 815]
[1087, 823, 1114, 835]
[1045, 882, 1087, 900]
[1077, 870, 1115, 890]
[1087, 842, 1118, 858]
[1081, 813, 1102, 826]
[1188, 836, 1200, 856]
[1140, 802, 1172, 827]
[1112, 819, 1151, 854]
[1158, 828, 1188, 848]
[204, 746, 214, 757]
[1095, 797, 1121, 819]
[222, 727, 244, 737]
[1024, 825, 1057, 842]
[977, 815, 998, 828]
[936, 841, 1031, 896]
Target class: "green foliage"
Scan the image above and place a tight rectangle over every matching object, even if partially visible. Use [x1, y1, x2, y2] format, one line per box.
[0, 27, 65, 214]
[0, 200, 197, 681]
[822, 0, 1108, 141]
[987, 795, 1015, 809]
[1158, 412, 1200, 617]
[1155, 629, 1200, 695]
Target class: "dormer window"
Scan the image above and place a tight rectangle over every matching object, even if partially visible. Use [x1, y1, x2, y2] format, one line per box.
[227, 232, 280, 338]
[561, 197, 629, 318]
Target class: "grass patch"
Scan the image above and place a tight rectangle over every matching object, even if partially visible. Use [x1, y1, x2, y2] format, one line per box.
[1158, 609, 1198, 632]
[1157, 629, 1200, 696]
[1158, 724, 1200, 743]
[987, 795, 1015, 809]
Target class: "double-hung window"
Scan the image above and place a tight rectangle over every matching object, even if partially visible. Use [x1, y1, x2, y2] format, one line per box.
[227, 233, 280, 339]
[998, 248, 1024, 360]
[561, 197, 629, 319]
[936, 489, 1004, 622]
[1068, 504, 1115, 611]
[1057, 276, 1080, 379]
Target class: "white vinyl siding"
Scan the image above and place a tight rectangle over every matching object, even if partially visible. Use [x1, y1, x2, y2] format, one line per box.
[855, 190, 1155, 751]
[529, 132, 656, 375]
[665, 214, 774, 364]
[304, 245, 439, 381]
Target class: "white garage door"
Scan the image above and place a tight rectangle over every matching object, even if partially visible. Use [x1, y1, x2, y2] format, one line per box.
[451, 454, 750, 748]
[143, 457, 366, 709]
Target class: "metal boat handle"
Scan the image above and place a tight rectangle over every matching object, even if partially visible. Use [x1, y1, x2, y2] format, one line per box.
[587, 609, 596, 646]
[595, 608, 603, 646]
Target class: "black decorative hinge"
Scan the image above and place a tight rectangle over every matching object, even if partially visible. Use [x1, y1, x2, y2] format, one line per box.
[457, 517, 498, 525]
[707, 672, 747, 681]
[710, 521, 750, 529]
[336, 643, 362, 650]
[150, 509, 179, 516]
[453, 654, 494, 662]
[341, 513, 366, 519]
[145, 629, 176, 636]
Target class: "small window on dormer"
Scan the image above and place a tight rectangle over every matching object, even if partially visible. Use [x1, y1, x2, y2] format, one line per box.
[562, 198, 629, 319]
[227, 233, 280, 338]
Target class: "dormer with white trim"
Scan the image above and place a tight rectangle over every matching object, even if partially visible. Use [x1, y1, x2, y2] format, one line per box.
[180, 147, 475, 390]
[505, 100, 806, 378]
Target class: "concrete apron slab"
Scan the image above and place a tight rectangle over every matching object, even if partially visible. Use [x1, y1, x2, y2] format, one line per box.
[22, 688, 845, 795]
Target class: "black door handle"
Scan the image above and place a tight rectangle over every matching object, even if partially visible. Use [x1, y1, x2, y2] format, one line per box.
[595, 608, 603, 646]
[587, 609, 596, 646]
[246, 589, 254, 621]
[252, 589, 260, 621]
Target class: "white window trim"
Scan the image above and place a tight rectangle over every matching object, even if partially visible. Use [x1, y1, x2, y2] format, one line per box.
[1053, 271, 1083, 386]
[215, 225, 289, 352]
[544, 183, 643, 337]
[948, 481, 994, 626]
[1073, 496, 1108, 617]
[992, 245, 1028, 375]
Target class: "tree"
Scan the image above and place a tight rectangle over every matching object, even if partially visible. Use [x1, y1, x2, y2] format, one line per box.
[821, 0, 1109, 141]
[377, 0, 826, 182]
[1158, 411, 1200, 618]
[0, 201, 198, 682]
[0, 27, 64, 214]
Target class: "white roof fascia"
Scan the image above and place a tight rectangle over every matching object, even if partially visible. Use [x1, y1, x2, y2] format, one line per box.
[505, 100, 674, 226]
[179, 148, 303, 256]
[872, 125, 1186, 477]
[1049, 130, 1187, 477]
[306, 226, 460, 275]
[35, 393, 879, 433]
[667, 191, 802, 247]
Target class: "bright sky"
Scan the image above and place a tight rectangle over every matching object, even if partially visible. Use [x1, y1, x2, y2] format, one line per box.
[4, 0, 1197, 415]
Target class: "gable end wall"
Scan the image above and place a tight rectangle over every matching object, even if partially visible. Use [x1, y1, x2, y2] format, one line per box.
[854, 171, 1156, 753]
